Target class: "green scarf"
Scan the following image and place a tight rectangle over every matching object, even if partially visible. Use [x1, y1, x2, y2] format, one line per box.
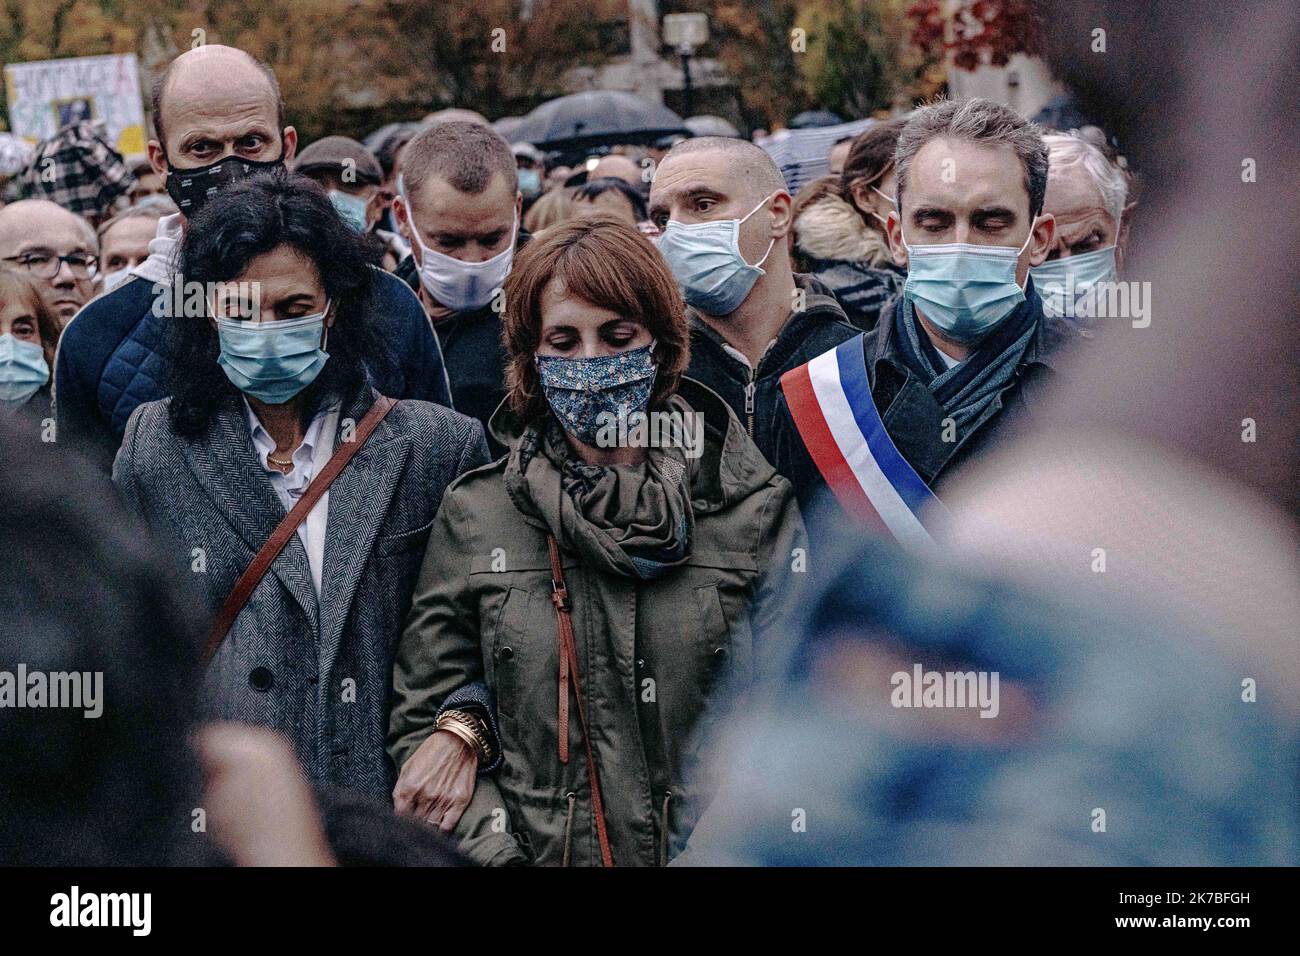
[504, 398, 698, 579]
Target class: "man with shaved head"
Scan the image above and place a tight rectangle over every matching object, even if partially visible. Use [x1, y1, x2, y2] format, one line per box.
[650, 136, 857, 473]
[589, 153, 643, 188]
[0, 200, 98, 327]
[54, 44, 451, 473]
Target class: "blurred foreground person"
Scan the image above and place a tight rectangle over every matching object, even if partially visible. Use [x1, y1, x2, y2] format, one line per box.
[55, 44, 451, 476]
[0, 199, 98, 327]
[677, 0, 1300, 867]
[1029, 132, 1135, 328]
[112, 172, 489, 799]
[675, 528, 1298, 865]
[0, 429, 332, 865]
[394, 120, 529, 455]
[0, 269, 60, 419]
[389, 218, 804, 866]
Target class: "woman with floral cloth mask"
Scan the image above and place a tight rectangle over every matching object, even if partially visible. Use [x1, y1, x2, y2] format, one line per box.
[112, 170, 491, 799]
[0, 269, 59, 419]
[389, 215, 806, 866]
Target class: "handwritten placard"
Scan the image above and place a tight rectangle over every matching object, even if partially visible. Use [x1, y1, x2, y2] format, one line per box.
[4, 53, 146, 155]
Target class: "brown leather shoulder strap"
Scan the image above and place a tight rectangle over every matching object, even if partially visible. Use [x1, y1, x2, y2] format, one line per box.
[202, 395, 398, 665]
[547, 533, 614, 867]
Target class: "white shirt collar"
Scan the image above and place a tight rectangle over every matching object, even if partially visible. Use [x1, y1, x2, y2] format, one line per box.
[935, 346, 964, 370]
[244, 397, 333, 493]
[721, 338, 777, 372]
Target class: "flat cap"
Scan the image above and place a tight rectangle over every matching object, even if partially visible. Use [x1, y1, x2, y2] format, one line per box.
[294, 136, 382, 186]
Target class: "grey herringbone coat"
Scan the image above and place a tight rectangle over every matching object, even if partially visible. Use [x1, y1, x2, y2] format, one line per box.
[113, 386, 489, 798]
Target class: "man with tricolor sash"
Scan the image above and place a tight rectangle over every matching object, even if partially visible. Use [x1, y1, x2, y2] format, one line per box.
[775, 98, 1084, 549]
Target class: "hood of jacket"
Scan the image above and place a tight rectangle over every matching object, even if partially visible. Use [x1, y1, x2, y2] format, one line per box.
[794, 192, 891, 266]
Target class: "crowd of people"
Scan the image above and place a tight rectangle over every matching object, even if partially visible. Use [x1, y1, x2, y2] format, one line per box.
[2, 0, 1296, 870]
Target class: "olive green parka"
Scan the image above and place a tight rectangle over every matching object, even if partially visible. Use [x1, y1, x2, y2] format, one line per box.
[388, 379, 805, 866]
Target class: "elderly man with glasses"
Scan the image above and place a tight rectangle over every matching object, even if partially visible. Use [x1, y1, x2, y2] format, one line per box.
[0, 199, 99, 328]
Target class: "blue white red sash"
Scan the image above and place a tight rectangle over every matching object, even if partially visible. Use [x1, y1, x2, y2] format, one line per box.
[781, 335, 946, 550]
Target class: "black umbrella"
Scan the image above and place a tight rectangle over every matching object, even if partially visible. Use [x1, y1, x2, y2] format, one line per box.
[510, 91, 688, 151]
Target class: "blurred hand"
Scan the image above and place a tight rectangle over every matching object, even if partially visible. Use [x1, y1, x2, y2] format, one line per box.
[195, 722, 336, 867]
[393, 729, 478, 832]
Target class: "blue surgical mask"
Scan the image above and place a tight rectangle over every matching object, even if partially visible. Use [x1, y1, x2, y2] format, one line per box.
[655, 194, 777, 315]
[1030, 245, 1118, 324]
[328, 189, 370, 233]
[535, 340, 657, 446]
[901, 227, 1034, 342]
[0, 333, 49, 409]
[216, 304, 331, 405]
[101, 267, 133, 291]
[518, 168, 542, 198]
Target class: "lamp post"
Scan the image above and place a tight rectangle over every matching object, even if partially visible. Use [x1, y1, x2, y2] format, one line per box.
[662, 12, 709, 118]
[679, 43, 695, 118]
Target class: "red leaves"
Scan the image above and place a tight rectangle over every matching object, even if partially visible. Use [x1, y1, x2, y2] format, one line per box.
[906, 0, 1043, 72]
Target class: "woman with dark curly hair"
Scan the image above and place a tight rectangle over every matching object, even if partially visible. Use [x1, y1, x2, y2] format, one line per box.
[388, 215, 805, 866]
[112, 169, 491, 799]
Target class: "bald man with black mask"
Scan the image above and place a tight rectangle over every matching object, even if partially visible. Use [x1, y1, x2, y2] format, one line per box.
[53, 44, 451, 474]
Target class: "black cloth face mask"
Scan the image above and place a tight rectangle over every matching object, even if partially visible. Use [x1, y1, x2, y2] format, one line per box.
[165, 152, 285, 217]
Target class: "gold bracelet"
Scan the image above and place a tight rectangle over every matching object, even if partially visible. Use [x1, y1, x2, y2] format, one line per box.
[460, 710, 497, 762]
[460, 713, 496, 764]
[437, 710, 494, 763]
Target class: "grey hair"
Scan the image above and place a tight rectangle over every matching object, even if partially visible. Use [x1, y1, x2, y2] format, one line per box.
[95, 199, 173, 244]
[1043, 131, 1129, 226]
[894, 98, 1050, 218]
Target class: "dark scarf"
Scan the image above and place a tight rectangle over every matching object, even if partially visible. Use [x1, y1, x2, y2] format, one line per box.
[893, 281, 1042, 436]
[506, 406, 697, 580]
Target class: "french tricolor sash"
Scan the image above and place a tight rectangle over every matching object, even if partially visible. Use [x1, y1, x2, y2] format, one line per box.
[781, 335, 946, 550]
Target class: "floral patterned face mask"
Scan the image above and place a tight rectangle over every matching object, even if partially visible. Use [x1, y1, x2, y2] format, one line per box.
[535, 340, 658, 446]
